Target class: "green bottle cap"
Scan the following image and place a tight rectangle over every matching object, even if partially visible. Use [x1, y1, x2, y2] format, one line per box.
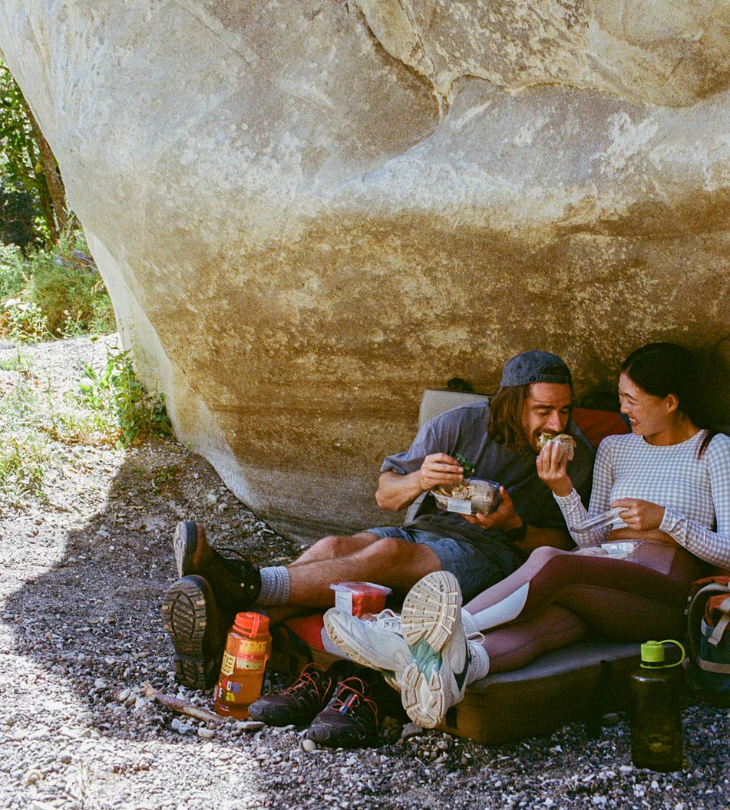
[641, 640, 666, 664]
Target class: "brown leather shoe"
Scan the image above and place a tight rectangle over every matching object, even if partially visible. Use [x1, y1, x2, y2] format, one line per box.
[173, 521, 262, 617]
[161, 574, 228, 689]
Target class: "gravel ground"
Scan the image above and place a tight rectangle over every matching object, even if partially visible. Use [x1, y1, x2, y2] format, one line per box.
[0, 336, 729, 810]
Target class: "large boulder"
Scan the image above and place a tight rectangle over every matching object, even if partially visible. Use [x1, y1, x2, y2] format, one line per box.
[1, 0, 729, 542]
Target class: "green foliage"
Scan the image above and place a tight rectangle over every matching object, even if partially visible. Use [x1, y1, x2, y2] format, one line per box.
[0, 181, 42, 250]
[0, 228, 116, 341]
[0, 347, 30, 370]
[0, 64, 38, 194]
[0, 60, 68, 243]
[0, 381, 52, 499]
[79, 349, 173, 447]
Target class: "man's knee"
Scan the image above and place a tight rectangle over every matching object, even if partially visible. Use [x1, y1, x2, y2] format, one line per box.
[310, 535, 364, 559]
[365, 536, 437, 568]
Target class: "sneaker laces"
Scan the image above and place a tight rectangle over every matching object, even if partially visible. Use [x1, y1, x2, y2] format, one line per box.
[331, 677, 379, 723]
[282, 664, 326, 697]
[363, 608, 403, 635]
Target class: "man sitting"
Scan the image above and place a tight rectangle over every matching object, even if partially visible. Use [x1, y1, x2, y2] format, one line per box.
[162, 350, 594, 689]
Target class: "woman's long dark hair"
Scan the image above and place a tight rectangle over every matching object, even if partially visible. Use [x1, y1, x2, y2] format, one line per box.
[621, 343, 716, 457]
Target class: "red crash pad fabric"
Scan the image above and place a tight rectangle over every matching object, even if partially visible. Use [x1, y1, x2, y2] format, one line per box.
[572, 407, 629, 449]
[284, 614, 326, 651]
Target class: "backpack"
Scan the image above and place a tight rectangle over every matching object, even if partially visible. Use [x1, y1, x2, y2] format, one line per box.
[686, 576, 730, 708]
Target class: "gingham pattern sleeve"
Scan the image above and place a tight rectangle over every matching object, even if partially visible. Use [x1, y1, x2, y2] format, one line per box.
[553, 436, 616, 546]
[659, 435, 730, 569]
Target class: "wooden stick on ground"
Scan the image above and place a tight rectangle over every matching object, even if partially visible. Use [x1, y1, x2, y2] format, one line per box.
[142, 682, 224, 726]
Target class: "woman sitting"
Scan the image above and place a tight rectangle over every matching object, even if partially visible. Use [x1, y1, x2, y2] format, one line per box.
[325, 343, 730, 728]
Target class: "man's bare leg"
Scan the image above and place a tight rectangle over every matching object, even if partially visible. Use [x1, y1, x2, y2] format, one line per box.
[285, 537, 442, 608]
[287, 533, 381, 566]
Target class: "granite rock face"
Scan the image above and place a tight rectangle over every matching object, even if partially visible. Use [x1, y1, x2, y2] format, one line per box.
[1, 0, 729, 541]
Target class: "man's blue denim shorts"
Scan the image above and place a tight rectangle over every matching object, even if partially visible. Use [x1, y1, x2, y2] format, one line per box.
[364, 525, 514, 602]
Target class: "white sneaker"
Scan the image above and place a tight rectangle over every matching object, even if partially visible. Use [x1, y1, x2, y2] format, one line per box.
[323, 608, 410, 691]
[400, 571, 488, 728]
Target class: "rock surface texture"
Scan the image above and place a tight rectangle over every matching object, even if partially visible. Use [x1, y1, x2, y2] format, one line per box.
[1, 0, 729, 541]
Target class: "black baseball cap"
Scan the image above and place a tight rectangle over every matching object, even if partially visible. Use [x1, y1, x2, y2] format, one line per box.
[500, 351, 572, 387]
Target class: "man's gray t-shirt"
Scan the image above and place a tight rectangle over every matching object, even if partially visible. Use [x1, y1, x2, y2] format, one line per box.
[381, 401, 594, 547]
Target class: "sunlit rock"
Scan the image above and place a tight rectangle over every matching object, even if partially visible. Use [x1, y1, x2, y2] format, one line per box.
[1, 0, 728, 541]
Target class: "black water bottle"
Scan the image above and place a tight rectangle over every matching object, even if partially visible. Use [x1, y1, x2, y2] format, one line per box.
[630, 640, 685, 772]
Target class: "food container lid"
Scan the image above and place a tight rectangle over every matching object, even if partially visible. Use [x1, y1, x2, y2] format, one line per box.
[329, 582, 392, 596]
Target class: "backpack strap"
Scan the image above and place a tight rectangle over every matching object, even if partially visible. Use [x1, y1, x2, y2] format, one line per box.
[687, 582, 730, 663]
[708, 597, 730, 647]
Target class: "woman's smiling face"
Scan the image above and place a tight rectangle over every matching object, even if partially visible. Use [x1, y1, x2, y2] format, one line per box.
[618, 372, 675, 438]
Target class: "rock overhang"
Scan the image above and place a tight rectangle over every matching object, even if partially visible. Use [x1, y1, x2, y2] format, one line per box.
[1, 0, 728, 541]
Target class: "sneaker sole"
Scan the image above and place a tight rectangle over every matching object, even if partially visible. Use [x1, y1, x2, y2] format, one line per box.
[401, 662, 446, 728]
[174, 521, 199, 579]
[323, 611, 405, 692]
[401, 570, 460, 651]
[161, 575, 217, 690]
[400, 571, 461, 728]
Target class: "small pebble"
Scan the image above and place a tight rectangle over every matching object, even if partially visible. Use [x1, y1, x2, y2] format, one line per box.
[198, 728, 216, 739]
[301, 738, 317, 753]
[400, 722, 422, 740]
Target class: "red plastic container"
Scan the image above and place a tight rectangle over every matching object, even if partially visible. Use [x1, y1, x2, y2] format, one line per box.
[330, 582, 392, 617]
[214, 612, 271, 719]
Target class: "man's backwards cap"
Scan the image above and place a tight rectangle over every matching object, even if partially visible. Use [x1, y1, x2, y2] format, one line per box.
[500, 350, 572, 388]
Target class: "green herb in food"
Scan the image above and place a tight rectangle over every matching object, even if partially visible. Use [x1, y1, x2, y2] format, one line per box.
[455, 453, 475, 479]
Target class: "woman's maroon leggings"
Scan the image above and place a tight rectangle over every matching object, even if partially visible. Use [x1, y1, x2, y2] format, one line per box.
[463, 542, 705, 672]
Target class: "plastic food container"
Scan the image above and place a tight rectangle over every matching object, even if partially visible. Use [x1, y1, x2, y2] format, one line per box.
[330, 582, 392, 617]
[600, 540, 643, 560]
[431, 479, 501, 516]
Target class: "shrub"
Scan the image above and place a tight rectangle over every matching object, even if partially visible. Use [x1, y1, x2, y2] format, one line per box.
[78, 349, 173, 447]
[0, 228, 116, 341]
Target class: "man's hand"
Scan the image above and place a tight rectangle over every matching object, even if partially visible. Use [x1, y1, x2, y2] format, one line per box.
[611, 498, 665, 531]
[463, 486, 522, 532]
[536, 441, 573, 497]
[417, 453, 465, 492]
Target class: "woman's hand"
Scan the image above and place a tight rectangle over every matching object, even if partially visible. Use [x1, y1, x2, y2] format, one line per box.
[536, 441, 573, 497]
[611, 498, 665, 531]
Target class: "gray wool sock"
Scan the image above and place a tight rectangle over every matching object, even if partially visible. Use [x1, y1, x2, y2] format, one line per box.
[256, 566, 290, 606]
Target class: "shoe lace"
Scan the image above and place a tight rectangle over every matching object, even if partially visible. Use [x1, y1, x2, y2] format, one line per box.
[216, 546, 252, 570]
[364, 608, 403, 635]
[282, 664, 326, 698]
[331, 677, 378, 723]
[214, 546, 259, 587]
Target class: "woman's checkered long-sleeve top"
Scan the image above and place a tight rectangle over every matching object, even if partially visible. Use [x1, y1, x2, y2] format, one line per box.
[554, 430, 730, 570]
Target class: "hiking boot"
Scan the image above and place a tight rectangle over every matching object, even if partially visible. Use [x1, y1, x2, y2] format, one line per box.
[324, 608, 409, 692]
[247, 660, 354, 726]
[173, 520, 261, 616]
[306, 668, 381, 748]
[400, 571, 488, 728]
[161, 574, 228, 690]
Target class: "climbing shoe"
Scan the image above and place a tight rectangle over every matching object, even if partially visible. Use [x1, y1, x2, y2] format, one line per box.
[306, 667, 381, 748]
[247, 660, 355, 727]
